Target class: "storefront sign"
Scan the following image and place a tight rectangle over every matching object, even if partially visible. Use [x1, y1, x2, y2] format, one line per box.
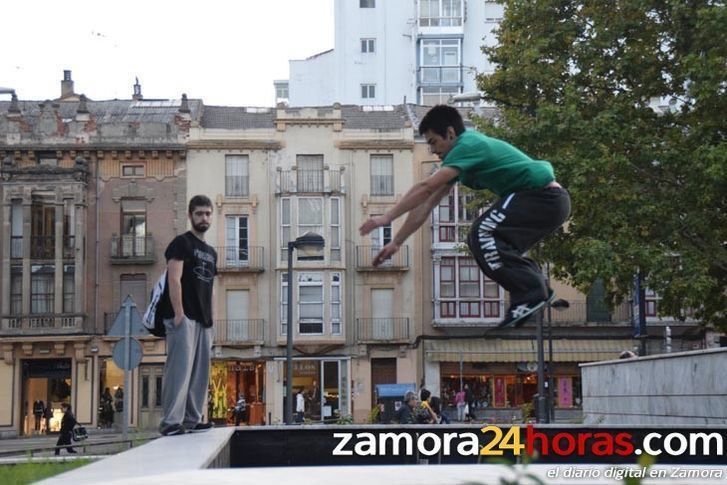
[558, 377, 573, 408]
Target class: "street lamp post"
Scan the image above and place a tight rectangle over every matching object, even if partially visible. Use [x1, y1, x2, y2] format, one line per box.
[285, 232, 325, 425]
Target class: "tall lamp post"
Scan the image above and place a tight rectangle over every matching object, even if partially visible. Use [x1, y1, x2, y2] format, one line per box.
[537, 263, 571, 423]
[285, 232, 325, 425]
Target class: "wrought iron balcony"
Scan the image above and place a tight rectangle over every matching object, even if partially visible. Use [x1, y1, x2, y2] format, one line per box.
[31, 236, 55, 259]
[110, 235, 156, 264]
[355, 245, 410, 271]
[538, 301, 632, 325]
[214, 319, 265, 345]
[215, 246, 264, 272]
[276, 168, 345, 194]
[356, 317, 410, 343]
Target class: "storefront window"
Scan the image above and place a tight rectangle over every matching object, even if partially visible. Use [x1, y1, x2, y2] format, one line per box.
[284, 358, 350, 422]
[22, 359, 72, 435]
[209, 361, 266, 425]
[99, 358, 125, 428]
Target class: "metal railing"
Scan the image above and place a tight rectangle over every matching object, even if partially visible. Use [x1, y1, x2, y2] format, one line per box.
[214, 319, 265, 344]
[542, 301, 632, 325]
[110, 235, 155, 263]
[31, 235, 55, 259]
[356, 317, 409, 343]
[355, 245, 410, 270]
[277, 168, 344, 193]
[215, 246, 264, 272]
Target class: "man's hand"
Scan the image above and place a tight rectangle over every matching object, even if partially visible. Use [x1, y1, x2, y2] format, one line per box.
[359, 215, 392, 236]
[372, 241, 401, 267]
[173, 313, 185, 326]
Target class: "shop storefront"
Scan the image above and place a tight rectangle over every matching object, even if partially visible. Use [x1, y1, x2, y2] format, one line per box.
[427, 338, 633, 419]
[209, 360, 266, 425]
[21, 359, 72, 435]
[439, 362, 582, 410]
[281, 357, 351, 423]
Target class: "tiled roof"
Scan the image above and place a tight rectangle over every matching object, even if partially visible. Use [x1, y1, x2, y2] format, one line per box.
[0, 98, 203, 125]
[200, 106, 274, 129]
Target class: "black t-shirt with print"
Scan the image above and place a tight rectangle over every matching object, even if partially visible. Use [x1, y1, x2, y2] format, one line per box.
[158, 231, 217, 328]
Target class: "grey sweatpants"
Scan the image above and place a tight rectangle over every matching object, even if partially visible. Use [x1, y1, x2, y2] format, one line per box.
[160, 316, 213, 429]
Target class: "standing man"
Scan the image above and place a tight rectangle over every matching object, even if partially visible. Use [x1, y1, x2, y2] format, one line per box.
[158, 195, 218, 436]
[54, 403, 77, 455]
[360, 105, 570, 328]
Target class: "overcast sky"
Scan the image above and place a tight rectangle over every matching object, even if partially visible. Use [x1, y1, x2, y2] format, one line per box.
[1, 0, 334, 106]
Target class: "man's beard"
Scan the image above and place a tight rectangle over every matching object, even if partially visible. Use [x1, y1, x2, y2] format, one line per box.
[192, 222, 209, 233]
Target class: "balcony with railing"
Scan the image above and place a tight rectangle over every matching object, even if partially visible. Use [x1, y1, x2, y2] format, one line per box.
[276, 167, 345, 194]
[31, 236, 55, 259]
[356, 317, 410, 344]
[214, 319, 265, 345]
[356, 245, 410, 271]
[540, 301, 632, 326]
[110, 235, 156, 264]
[1, 315, 85, 335]
[215, 246, 265, 273]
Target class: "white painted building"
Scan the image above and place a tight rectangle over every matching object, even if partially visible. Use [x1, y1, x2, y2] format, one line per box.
[286, 0, 504, 107]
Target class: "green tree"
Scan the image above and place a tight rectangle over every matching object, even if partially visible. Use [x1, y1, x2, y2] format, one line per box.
[474, 0, 726, 328]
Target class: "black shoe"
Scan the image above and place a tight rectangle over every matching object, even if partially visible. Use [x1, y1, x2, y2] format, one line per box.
[160, 423, 186, 436]
[67, 449, 77, 454]
[498, 289, 555, 329]
[186, 422, 214, 433]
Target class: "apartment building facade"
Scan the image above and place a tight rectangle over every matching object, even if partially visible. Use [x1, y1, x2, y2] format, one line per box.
[187, 103, 421, 424]
[0, 72, 198, 437]
[287, 0, 504, 106]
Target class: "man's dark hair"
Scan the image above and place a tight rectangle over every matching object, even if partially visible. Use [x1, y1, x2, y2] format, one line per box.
[418, 105, 465, 137]
[420, 388, 431, 401]
[188, 195, 213, 214]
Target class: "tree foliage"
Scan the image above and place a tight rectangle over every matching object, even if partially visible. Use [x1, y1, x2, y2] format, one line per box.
[474, 0, 726, 328]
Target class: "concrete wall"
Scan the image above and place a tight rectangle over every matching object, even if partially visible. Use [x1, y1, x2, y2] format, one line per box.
[581, 347, 727, 425]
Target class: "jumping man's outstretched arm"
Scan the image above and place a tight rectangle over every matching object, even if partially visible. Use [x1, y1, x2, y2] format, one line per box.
[359, 167, 458, 266]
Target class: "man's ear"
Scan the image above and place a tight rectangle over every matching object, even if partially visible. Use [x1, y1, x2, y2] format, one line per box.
[447, 126, 457, 140]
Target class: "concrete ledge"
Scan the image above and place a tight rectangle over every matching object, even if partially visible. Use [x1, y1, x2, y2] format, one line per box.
[580, 346, 727, 367]
[37, 427, 234, 485]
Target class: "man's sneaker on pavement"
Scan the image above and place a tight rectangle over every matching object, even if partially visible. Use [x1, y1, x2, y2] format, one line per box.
[160, 423, 185, 436]
[498, 289, 556, 329]
[187, 422, 214, 433]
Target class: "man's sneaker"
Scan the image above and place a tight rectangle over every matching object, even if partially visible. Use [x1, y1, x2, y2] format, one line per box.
[498, 289, 556, 329]
[160, 423, 185, 436]
[186, 422, 214, 433]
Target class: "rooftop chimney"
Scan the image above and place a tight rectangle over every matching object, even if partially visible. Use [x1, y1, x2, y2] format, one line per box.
[132, 77, 143, 100]
[8, 93, 21, 115]
[61, 70, 75, 98]
[179, 93, 191, 114]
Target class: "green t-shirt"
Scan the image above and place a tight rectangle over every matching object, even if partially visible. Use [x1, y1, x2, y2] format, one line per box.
[441, 130, 555, 197]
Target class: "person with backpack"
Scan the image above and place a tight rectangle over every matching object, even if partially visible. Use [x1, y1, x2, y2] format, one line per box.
[156, 195, 218, 436]
[55, 403, 77, 455]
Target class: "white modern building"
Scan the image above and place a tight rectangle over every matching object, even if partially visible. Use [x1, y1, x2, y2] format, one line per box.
[286, 0, 504, 107]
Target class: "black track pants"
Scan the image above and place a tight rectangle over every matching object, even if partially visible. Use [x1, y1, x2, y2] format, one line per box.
[467, 186, 571, 306]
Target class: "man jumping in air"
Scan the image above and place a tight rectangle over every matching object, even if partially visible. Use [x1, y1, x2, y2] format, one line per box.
[360, 105, 570, 328]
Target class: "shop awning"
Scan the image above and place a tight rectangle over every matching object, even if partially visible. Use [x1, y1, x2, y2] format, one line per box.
[425, 338, 635, 363]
